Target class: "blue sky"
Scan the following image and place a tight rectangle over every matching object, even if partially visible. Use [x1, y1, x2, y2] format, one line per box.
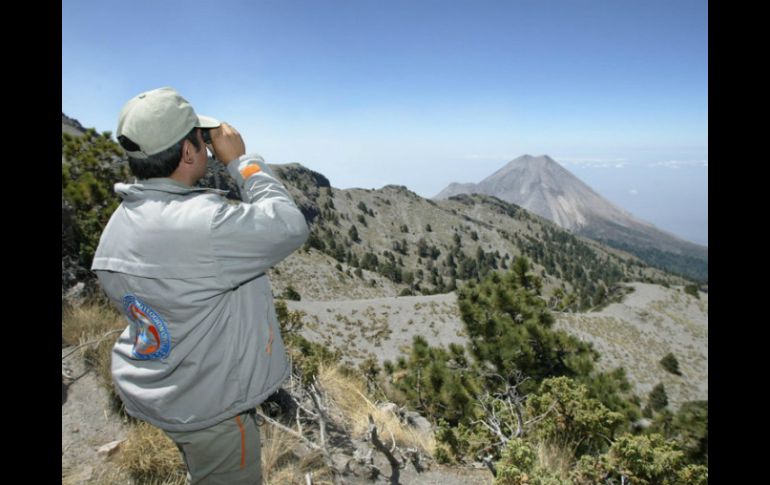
[62, 0, 708, 246]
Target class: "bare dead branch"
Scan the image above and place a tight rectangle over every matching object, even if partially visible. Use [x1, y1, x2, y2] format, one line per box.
[309, 380, 329, 447]
[256, 410, 344, 485]
[523, 401, 558, 427]
[513, 397, 524, 438]
[368, 414, 401, 485]
[296, 400, 320, 419]
[256, 411, 323, 452]
[62, 329, 123, 360]
[296, 403, 304, 435]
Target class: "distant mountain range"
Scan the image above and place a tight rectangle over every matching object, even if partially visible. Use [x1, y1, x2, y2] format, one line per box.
[433, 155, 707, 282]
[62, 113, 702, 311]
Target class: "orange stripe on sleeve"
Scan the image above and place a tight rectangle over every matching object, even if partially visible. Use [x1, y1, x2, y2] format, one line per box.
[235, 415, 246, 469]
[240, 164, 262, 179]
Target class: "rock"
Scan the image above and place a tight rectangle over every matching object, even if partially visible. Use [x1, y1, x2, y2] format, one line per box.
[632, 418, 653, 430]
[271, 163, 330, 225]
[64, 282, 86, 307]
[377, 402, 399, 415]
[197, 160, 242, 201]
[403, 411, 433, 434]
[340, 443, 375, 477]
[62, 113, 86, 134]
[96, 439, 125, 457]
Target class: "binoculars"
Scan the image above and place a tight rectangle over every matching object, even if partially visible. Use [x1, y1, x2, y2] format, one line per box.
[201, 128, 212, 145]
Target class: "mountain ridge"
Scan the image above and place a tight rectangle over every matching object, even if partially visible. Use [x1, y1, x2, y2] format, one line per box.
[62, 114, 698, 310]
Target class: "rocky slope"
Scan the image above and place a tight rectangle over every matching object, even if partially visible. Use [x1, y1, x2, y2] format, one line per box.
[268, 166, 691, 309]
[287, 283, 708, 411]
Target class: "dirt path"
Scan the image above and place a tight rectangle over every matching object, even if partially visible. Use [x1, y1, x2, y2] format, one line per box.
[62, 346, 132, 484]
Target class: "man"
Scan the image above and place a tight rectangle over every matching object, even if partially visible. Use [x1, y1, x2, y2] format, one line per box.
[91, 87, 309, 484]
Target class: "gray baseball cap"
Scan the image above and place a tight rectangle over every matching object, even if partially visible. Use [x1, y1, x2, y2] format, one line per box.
[117, 87, 220, 159]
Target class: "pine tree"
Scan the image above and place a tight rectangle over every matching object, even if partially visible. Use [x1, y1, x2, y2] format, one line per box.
[457, 257, 597, 389]
[649, 383, 669, 412]
[660, 353, 682, 375]
[348, 224, 360, 243]
[283, 285, 301, 301]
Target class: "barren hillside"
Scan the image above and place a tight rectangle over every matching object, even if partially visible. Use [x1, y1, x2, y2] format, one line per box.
[554, 283, 708, 408]
[286, 282, 708, 411]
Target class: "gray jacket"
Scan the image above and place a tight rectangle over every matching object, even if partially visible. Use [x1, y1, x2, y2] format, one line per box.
[91, 154, 309, 431]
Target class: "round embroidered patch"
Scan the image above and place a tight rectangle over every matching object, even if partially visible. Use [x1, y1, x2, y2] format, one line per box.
[122, 295, 171, 360]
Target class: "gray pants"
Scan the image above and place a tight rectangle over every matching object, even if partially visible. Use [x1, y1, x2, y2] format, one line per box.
[164, 410, 263, 485]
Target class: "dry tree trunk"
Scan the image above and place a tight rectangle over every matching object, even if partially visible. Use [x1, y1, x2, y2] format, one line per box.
[368, 414, 402, 485]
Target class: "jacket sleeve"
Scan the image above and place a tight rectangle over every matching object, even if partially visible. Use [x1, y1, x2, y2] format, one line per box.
[211, 154, 309, 288]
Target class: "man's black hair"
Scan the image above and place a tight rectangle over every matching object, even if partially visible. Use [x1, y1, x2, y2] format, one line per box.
[121, 128, 203, 179]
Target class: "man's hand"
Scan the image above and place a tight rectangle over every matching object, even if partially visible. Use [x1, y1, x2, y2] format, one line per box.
[209, 123, 246, 166]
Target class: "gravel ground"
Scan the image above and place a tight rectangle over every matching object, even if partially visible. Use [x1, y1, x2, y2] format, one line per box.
[62, 346, 132, 484]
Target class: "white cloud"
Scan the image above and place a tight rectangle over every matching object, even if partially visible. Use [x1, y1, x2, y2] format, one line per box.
[629, 189, 639, 196]
[652, 160, 709, 169]
[558, 157, 627, 168]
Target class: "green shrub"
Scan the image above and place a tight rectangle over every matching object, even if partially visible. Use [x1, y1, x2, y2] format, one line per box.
[61, 129, 131, 268]
[494, 439, 536, 485]
[273, 304, 339, 386]
[274, 300, 304, 334]
[348, 224, 360, 243]
[434, 418, 495, 464]
[457, 259, 599, 389]
[494, 438, 570, 485]
[572, 434, 707, 485]
[648, 400, 708, 466]
[579, 367, 642, 426]
[526, 377, 623, 458]
[672, 401, 708, 465]
[388, 335, 480, 425]
[282, 285, 301, 301]
[648, 383, 669, 412]
[660, 353, 682, 375]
